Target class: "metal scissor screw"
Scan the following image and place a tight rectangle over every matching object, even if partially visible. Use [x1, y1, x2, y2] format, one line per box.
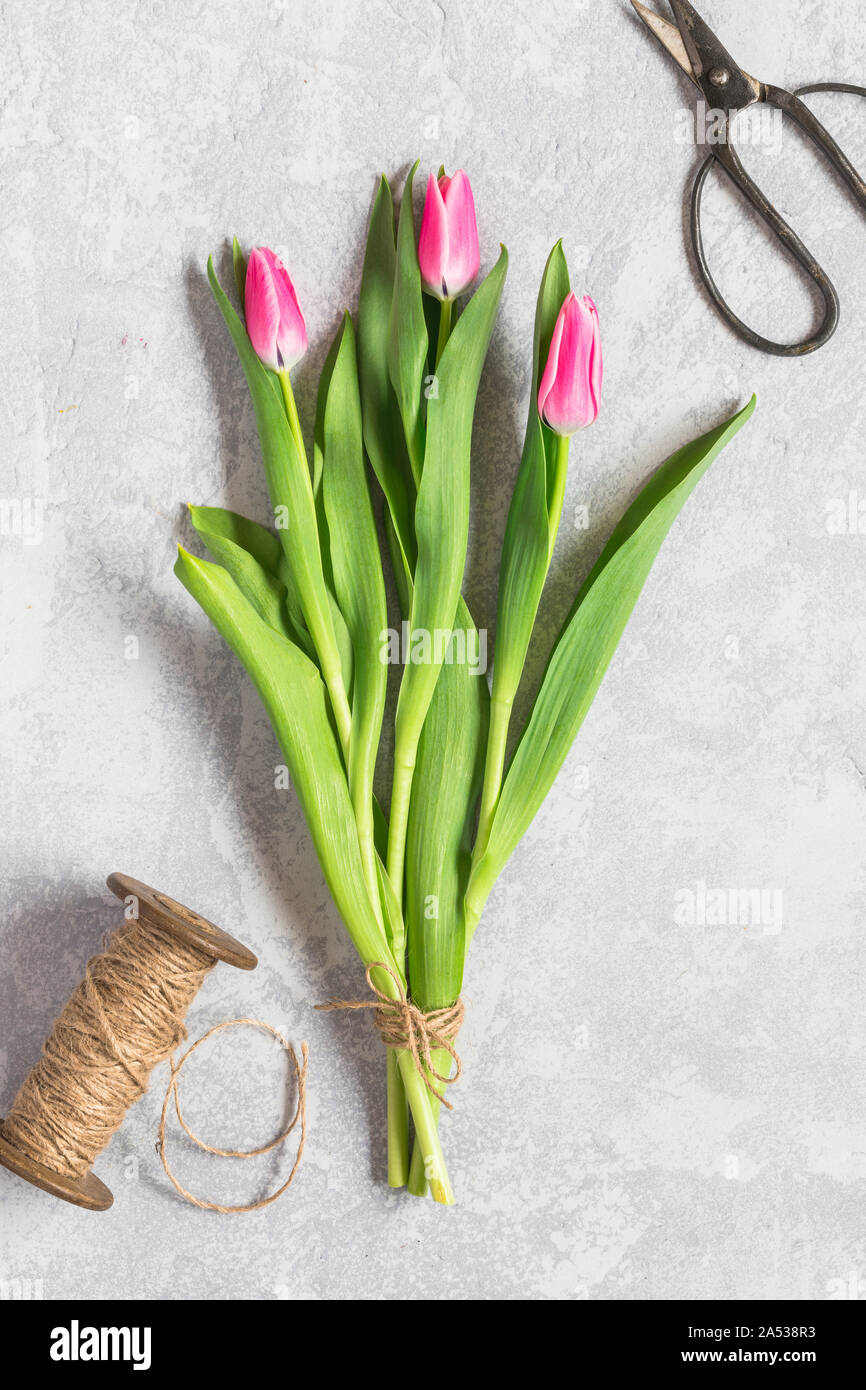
[708, 66, 730, 88]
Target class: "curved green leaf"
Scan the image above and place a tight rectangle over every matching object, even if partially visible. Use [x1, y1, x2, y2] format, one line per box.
[321, 312, 388, 897]
[206, 258, 349, 739]
[313, 317, 342, 502]
[388, 162, 428, 485]
[188, 503, 281, 571]
[174, 546, 396, 975]
[466, 396, 757, 932]
[394, 249, 507, 754]
[232, 236, 247, 313]
[188, 506, 297, 644]
[187, 503, 314, 657]
[190, 525, 295, 642]
[492, 241, 571, 701]
[406, 598, 489, 1010]
[358, 175, 416, 582]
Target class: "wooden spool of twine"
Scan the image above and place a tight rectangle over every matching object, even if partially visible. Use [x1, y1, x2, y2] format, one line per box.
[0, 874, 305, 1213]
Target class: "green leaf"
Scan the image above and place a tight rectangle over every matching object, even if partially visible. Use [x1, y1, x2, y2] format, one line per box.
[189, 503, 280, 571]
[492, 242, 571, 702]
[388, 162, 428, 486]
[466, 396, 757, 930]
[174, 546, 396, 975]
[535, 244, 573, 536]
[406, 598, 489, 1010]
[372, 795, 389, 863]
[187, 504, 312, 654]
[313, 319, 342, 502]
[358, 175, 417, 582]
[206, 257, 351, 750]
[328, 589, 355, 707]
[189, 522, 295, 642]
[307, 331, 356, 707]
[232, 236, 247, 313]
[321, 312, 389, 894]
[385, 509, 412, 619]
[188, 501, 353, 701]
[394, 248, 508, 760]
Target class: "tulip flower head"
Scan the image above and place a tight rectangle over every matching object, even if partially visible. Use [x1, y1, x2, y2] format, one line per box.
[245, 247, 307, 373]
[418, 169, 481, 302]
[537, 292, 602, 436]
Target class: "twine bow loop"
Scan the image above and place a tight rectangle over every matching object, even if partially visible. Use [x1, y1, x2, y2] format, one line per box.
[316, 962, 464, 1108]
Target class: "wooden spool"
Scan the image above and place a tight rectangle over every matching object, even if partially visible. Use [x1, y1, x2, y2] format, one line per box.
[0, 873, 257, 1211]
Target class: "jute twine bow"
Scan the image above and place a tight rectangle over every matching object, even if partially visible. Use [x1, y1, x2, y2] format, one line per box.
[316, 962, 464, 1108]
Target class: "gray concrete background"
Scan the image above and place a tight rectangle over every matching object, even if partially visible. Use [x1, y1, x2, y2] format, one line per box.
[1, 0, 865, 1301]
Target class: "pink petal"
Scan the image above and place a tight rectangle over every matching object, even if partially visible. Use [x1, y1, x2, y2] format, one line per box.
[418, 173, 450, 300]
[538, 292, 602, 436]
[537, 306, 566, 426]
[259, 247, 307, 370]
[584, 295, 603, 416]
[245, 248, 281, 371]
[441, 169, 480, 298]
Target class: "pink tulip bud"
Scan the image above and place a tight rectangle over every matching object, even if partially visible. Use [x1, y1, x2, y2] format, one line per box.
[418, 169, 481, 302]
[244, 247, 307, 373]
[537, 293, 602, 436]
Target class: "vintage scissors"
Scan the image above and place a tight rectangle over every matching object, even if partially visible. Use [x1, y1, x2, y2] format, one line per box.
[633, 0, 866, 356]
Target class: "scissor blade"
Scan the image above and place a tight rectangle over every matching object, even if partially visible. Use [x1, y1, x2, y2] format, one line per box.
[668, 0, 711, 80]
[668, 0, 761, 109]
[631, 1, 698, 85]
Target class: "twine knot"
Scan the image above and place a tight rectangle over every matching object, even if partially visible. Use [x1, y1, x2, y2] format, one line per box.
[316, 962, 464, 1108]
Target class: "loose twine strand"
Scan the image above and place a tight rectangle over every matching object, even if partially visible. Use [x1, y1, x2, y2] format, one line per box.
[316, 961, 464, 1108]
[1, 918, 306, 1211]
[158, 1020, 308, 1214]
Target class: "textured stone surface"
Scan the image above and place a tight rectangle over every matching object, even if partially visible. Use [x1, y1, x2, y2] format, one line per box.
[1, 0, 866, 1301]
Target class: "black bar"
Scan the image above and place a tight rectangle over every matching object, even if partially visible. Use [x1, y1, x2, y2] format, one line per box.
[0, 1297, 862, 1372]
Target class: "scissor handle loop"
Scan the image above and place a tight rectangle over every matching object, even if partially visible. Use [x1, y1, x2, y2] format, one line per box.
[690, 82, 866, 357]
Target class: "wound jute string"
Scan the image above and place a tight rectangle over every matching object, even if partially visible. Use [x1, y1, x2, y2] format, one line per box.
[0, 912, 307, 1212]
[316, 961, 464, 1107]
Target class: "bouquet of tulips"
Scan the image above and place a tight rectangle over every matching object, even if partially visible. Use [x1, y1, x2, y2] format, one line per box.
[174, 164, 754, 1203]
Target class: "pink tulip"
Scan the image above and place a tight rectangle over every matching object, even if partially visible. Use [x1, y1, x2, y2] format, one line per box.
[537, 293, 602, 436]
[244, 247, 307, 372]
[418, 169, 480, 301]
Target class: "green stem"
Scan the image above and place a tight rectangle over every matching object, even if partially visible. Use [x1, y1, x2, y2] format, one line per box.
[373, 964, 420, 1192]
[387, 1050, 409, 1187]
[546, 433, 570, 564]
[324, 660, 353, 764]
[463, 874, 486, 950]
[386, 740, 415, 908]
[407, 1045, 451, 1196]
[278, 369, 307, 474]
[384, 750, 412, 1183]
[385, 299, 458, 1196]
[436, 297, 453, 366]
[355, 807, 379, 915]
[398, 1049, 454, 1204]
